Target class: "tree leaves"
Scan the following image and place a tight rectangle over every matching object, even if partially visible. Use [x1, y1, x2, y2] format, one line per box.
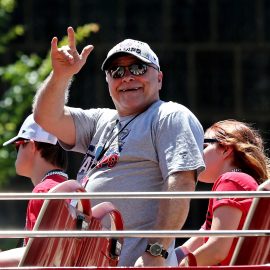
[0, 17, 99, 186]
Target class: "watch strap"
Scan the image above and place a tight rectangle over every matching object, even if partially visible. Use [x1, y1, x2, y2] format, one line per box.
[160, 248, 169, 259]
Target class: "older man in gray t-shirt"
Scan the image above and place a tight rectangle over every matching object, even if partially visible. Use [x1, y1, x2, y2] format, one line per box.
[62, 99, 205, 265]
[33, 27, 205, 267]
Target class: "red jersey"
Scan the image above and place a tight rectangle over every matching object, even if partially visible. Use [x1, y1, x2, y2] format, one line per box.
[202, 172, 258, 265]
[24, 172, 68, 244]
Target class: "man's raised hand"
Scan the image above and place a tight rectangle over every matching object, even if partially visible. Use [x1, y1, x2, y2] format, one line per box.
[50, 26, 94, 78]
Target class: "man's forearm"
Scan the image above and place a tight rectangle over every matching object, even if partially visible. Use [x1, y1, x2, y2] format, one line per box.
[33, 72, 72, 127]
[150, 171, 196, 249]
[152, 198, 191, 249]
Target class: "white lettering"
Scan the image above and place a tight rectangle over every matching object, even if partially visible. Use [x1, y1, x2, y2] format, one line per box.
[78, 156, 93, 174]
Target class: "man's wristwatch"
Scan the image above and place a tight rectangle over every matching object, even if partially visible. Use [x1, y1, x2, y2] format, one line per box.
[145, 243, 168, 259]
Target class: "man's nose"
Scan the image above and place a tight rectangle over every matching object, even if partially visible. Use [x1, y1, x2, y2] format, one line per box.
[122, 67, 135, 82]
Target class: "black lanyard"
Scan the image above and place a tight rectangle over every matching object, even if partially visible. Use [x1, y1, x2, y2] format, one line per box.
[95, 113, 140, 162]
[81, 112, 142, 188]
[72, 113, 142, 205]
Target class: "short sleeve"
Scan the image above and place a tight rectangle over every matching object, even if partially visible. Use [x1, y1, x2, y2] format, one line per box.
[213, 179, 251, 213]
[155, 110, 204, 180]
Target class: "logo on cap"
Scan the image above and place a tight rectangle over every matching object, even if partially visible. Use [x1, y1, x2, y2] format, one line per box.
[101, 39, 160, 71]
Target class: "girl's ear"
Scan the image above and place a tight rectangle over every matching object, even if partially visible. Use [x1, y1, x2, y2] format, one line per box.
[222, 146, 233, 159]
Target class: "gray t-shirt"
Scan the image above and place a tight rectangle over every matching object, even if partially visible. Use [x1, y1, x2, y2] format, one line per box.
[63, 100, 205, 266]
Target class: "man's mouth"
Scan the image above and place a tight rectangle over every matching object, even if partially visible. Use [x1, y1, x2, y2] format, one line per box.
[120, 87, 141, 92]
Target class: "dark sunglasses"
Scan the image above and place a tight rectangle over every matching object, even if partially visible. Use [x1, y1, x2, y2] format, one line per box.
[14, 139, 30, 152]
[203, 138, 220, 149]
[204, 138, 219, 143]
[107, 63, 159, 79]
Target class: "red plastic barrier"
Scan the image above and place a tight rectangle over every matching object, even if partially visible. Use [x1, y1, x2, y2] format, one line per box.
[231, 180, 270, 265]
[3, 266, 270, 270]
[19, 180, 124, 267]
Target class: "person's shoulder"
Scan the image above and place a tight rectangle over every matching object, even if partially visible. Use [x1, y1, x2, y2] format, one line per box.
[70, 107, 117, 123]
[218, 172, 258, 190]
[154, 100, 202, 129]
[83, 107, 117, 117]
[32, 181, 51, 193]
[33, 177, 66, 193]
[158, 100, 190, 112]
[94, 108, 118, 121]
[221, 171, 256, 182]
[153, 100, 197, 118]
[69, 106, 116, 116]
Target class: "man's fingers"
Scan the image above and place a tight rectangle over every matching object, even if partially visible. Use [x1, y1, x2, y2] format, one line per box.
[51, 27, 93, 67]
[80, 45, 94, 62]
[51, 37, 58, 52]
[67, 26, 76, 50]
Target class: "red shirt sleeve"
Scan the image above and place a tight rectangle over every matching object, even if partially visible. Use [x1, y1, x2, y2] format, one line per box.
[212, 178, 253, 213]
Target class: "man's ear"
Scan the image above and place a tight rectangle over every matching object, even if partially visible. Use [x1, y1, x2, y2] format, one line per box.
[158, 71, 163, 90]
[158, 71, 163, 83]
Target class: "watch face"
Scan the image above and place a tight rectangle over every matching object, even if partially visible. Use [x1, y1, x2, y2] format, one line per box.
[150, 243, 162, 256]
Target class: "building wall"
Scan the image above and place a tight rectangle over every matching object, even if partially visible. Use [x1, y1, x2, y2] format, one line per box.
[7, 0, 270, 127]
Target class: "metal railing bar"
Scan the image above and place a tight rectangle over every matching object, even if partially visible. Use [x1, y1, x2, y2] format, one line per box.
[0, 191, 270, 200]
[0, 230, 269, 238]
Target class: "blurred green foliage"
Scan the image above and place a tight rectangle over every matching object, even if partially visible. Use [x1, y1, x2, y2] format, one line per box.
[0, 0, 99, 186]
[0, 0, 24, 54]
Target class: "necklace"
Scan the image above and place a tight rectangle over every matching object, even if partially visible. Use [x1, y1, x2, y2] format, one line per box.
[41, 169, 68, 182]
[231, 168, 242, 172]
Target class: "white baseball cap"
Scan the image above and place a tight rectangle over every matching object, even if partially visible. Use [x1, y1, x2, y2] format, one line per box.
[3, 114, 57, 146]
[101, 39, 160, 71]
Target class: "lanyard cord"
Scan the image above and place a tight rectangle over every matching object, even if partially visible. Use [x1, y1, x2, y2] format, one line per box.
[82, 112, 142, 187]
[96, 113, 140, 162]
